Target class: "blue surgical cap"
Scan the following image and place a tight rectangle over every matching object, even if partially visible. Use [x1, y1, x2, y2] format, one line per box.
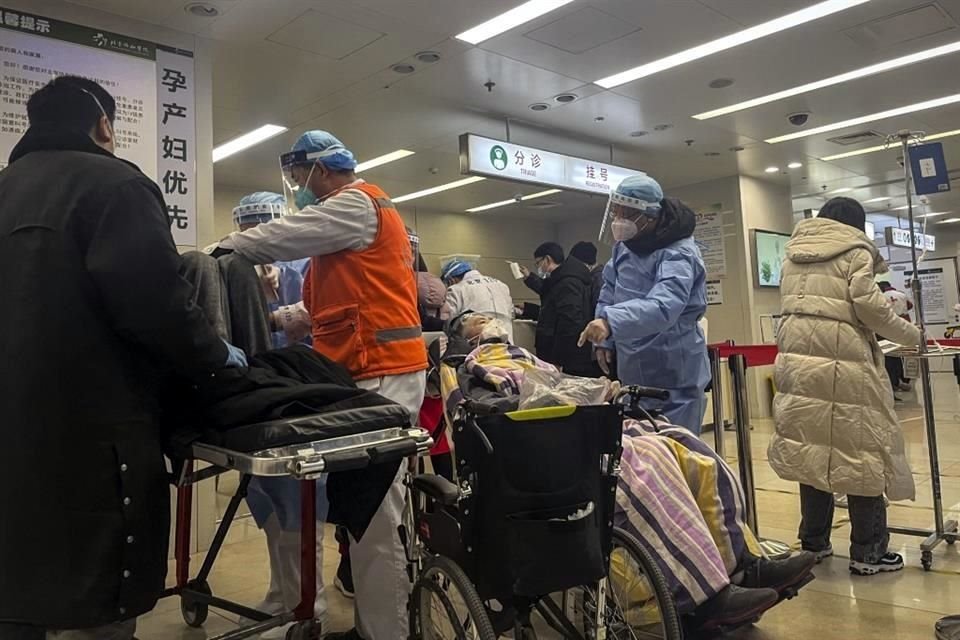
[233, 191, 286, 225]
[615, 174, 663, 215]
[441, 260, 472, 283]
[239, 191, 285, 206]
[291, 130, 357, 171]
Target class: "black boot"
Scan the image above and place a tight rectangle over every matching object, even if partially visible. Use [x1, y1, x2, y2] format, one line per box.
[741, 551, 816, 594]
[693, 584, 779, 631]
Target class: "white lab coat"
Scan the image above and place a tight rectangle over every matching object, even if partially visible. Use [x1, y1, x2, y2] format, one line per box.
[445, 270, 515, 342]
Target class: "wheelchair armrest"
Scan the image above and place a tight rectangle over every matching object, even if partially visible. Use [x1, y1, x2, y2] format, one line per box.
[412, 474, 460, 506]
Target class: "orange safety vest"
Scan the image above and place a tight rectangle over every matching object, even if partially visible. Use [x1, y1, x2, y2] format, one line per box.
[304, 182, 426, 380]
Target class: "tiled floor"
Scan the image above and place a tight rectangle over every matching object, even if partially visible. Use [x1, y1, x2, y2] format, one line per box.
[138, 375, 960, 638]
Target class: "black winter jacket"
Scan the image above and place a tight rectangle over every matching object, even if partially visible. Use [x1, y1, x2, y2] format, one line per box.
[531, 259, 594, 373]
[0, 126, 227, 629]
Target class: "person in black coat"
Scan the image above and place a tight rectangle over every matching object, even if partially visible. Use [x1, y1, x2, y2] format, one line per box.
[0, 76, 237, 638]
[522, 242, 595, 375]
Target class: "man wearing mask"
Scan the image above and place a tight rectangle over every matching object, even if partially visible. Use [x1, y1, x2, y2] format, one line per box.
[0, 76, 244, 640]
[579, 174, 710, 433]
[523, 242, 595, 376]
[570, 241, 603, 314]
[218, 130, 426, 640]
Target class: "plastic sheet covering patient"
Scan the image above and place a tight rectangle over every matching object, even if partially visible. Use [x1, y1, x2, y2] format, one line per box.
[437, 314, 816, 632]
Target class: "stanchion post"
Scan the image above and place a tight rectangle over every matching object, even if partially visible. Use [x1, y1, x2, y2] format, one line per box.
[729, 353, 759, 534]
[709, 347, 725, 458]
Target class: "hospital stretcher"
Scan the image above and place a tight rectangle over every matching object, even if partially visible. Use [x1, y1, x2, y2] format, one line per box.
[162, 407, 433, 640]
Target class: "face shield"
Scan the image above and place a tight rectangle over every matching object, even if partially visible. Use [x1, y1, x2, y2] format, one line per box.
[599, 191, 660, 246]
[279, 150, 321, 213]
[232, 201, 286, 231]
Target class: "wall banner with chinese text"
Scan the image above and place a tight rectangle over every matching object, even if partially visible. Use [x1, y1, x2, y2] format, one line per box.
[0, 6, 198, 245]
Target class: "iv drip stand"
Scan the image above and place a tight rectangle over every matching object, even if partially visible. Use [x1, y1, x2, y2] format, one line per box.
[885, 131, 958, 570]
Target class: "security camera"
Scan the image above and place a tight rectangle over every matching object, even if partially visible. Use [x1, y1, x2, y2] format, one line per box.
[787, 112, 811, 127]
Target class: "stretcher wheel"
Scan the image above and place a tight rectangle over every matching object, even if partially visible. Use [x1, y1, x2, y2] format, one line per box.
[285, 620, 320, 640]
[922, 551, 934, 571]
[180, 580, 211, 628]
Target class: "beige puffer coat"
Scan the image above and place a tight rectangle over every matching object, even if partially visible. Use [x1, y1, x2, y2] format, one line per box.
[769, 218, 922, 501]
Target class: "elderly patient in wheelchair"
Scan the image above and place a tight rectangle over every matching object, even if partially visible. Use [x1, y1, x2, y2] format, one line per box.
[409, 313, 816, 638]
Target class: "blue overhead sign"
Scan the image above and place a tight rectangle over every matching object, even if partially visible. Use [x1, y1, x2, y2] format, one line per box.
[908, 142, 951, 196]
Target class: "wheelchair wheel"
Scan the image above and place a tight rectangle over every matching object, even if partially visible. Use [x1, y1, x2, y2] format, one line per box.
[598, 528, 683, 640]
[409, 555, 496, 640]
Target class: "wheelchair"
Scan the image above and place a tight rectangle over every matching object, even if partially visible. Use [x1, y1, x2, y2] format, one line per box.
[403, 386, 684, 640]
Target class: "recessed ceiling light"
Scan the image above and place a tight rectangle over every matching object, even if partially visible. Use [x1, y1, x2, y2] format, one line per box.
[864, 196, 891, 203]
[415, 51, 441, 63]
[765, 166, 779, 173]
[466, 188, 563, 213]
[529, 103, 550, 111]
[820, 128, 960, 161]
[213, 124, 287, 162]
[788, 161, 803, 169]
[694, 40, 960, 120]
[594, 0, 869, 88]
[831, 187, 853, 193]
[456, 0, 575, 44]
[393, 176, 486, 204]
[766, 93, 960, 144]
[629, 130, 649, 137]
[185, 2, 219, 17]
[391, 63, 416, 74]
[653, 124, 673, 131]
[709, 78, 735, 89]
[555, 93, 578, 103]
[355, 149, 415, 173]
[594, 116, 606, 122]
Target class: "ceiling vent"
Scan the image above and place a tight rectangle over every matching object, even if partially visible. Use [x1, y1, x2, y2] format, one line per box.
[826, 130, 884, 146]
[844, 3, 957, 49]
[526, 201, 561, 210]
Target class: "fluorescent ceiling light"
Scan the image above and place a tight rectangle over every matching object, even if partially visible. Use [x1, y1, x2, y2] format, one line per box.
[355, 149, 415, 173]
[831, 187, 853, 193]
[821, 128, 960, 161]
[694, 40, 960, 120]
[456, 0, 574, 45]
[393, 176, 486, 204]
[466, 188, 563, 213]
[213, 124, 287, 163]
[919, 211, 950, 218]
[766, 93, 960, 144]
[864, 196, 891, 203]
[595, 0, 869, 89]
[938, 217, 960, 223]
[765, 166, 779, 173]
[788, 161, 803, 169]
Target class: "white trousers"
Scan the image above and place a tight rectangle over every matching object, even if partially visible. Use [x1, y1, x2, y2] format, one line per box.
[262, 513, 327, 619]
[352, 372, 425, 640]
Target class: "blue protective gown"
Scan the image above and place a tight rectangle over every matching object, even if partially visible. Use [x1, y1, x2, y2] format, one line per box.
[597, 237, 710, 433]
[247, 256, 328, 529]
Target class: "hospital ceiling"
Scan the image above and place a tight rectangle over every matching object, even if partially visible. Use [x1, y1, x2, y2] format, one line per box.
[64, 0, 960, 225]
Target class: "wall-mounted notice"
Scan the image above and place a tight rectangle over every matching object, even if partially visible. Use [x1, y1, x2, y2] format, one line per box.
[0, 7, 197, 245]
[695, 210, 727, 277]
[887, 258, 959, 325]
[706, 279, 723, 305]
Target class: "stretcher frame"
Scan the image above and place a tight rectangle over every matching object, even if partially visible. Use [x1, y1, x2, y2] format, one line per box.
[162, 425, 432, 640]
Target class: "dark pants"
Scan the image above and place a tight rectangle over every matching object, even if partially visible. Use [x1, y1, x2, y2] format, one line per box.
[885, 356, 904, 392]
[799, 484, 888, 563]
[430, 452, 454, 482]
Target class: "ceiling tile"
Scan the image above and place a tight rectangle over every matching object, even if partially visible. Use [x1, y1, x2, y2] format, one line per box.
[523, 7, 639, 55]
[267, 10, 385, 59]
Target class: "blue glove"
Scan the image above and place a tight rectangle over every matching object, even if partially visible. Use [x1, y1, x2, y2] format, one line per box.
[222, 339, 248, 368]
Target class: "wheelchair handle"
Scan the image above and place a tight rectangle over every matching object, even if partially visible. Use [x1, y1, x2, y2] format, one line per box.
[618, 385, 670, 402]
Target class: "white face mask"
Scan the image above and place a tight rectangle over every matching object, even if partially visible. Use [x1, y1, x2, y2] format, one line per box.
[611, 218, 639, 242]
[479, 319, 510, 343]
